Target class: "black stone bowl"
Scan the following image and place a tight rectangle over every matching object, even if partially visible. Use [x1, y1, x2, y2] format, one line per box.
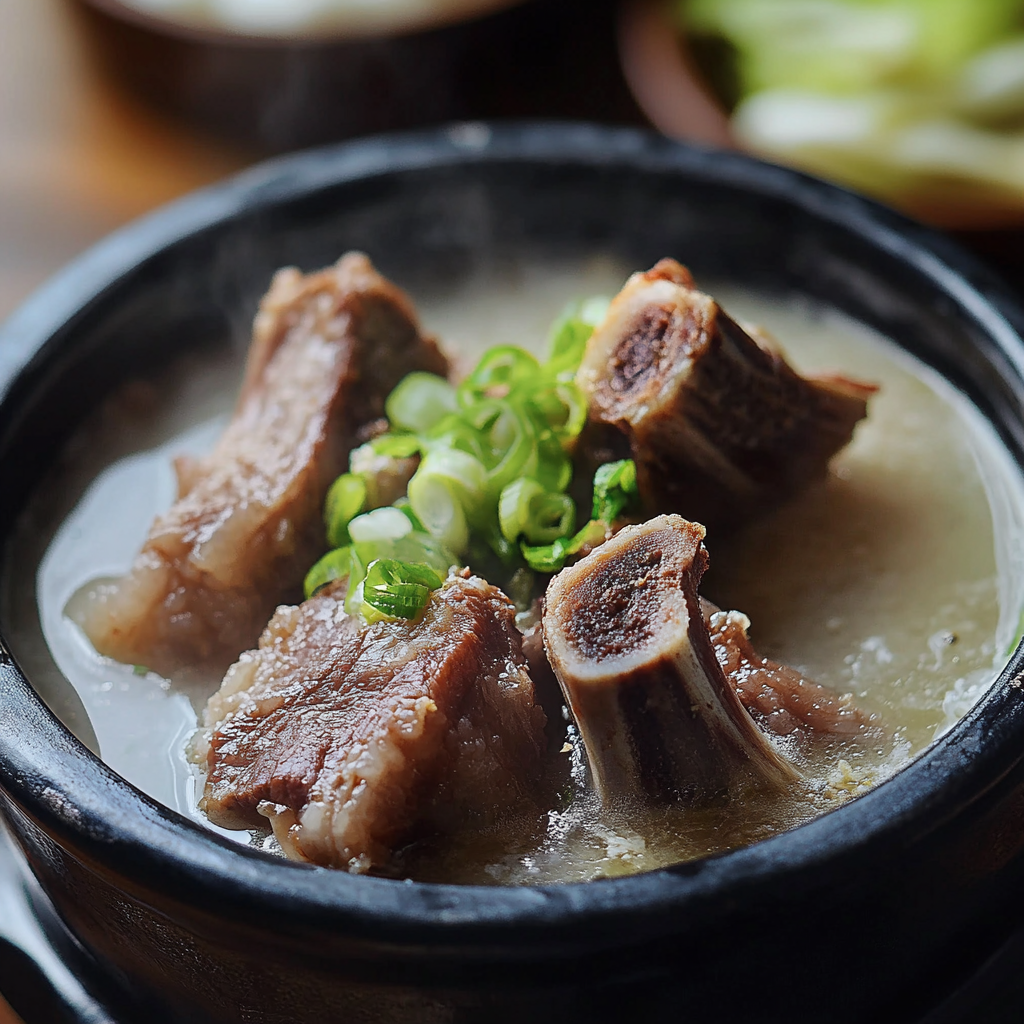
[2, 123, 1024, 1024]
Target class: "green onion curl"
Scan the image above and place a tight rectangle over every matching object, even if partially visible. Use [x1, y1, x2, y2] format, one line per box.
[324, 473, 367, 548]
[386, 373, 459, 434]
[592, 459, 639, 523]
[360, 558, 445, 624]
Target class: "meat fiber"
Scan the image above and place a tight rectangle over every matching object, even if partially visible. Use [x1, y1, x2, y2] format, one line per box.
[576, 259, 876, 533]
[543, 515, 800, 807]
[191, 574, 547, 872]
[74, 253, 447, 678]
[703, 601, 881, 740]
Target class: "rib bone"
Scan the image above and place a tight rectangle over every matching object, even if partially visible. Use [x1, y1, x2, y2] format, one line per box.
[543, 514, 799, 806]
[577, 260, 876, 532]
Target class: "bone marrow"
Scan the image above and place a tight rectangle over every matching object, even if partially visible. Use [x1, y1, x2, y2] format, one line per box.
[543, 515, 801, 806]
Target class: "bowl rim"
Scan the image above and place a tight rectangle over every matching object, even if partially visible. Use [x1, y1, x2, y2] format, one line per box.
[76, 0, 531, 46]
[2, 121, 1024, 957]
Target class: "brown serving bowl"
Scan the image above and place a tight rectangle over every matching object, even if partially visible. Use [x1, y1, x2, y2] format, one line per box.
[70, 0, 636, 151]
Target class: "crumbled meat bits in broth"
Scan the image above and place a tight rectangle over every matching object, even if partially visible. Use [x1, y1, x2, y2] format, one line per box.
[4, 257, 1024, 885]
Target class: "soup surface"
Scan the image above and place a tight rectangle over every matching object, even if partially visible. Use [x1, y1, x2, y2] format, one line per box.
[4, 255, 1023, 883]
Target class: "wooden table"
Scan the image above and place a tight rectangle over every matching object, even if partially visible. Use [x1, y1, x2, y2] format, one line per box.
[0, 0, 249, 322]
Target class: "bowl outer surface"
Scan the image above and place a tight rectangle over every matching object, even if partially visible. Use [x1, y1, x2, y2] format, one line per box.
[3, 124, 1024, 1019]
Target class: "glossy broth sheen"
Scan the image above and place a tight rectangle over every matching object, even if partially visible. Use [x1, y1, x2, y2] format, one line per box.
[4, 257, 1023, 884]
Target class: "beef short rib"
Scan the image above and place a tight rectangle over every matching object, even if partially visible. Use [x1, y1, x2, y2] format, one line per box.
[543, 514, 799, 807]
[576, 259, 875, 533]
[192, 574, 547, 872]
[75, 253, 446, 678]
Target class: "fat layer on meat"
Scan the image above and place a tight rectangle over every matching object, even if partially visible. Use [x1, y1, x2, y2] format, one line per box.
[74, 253, 447, 679]
[191, 574, 547, 872]
[576, 259, 876, 533]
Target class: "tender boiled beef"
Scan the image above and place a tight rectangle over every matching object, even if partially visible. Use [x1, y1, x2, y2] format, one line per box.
[517, 599, 567, 749]
[191, 574, 547, 872]
[576, 259, 876, 533]
[703, 600, 881, 740]
[543, 515, 800, 807]
[75, 253, 447, 678]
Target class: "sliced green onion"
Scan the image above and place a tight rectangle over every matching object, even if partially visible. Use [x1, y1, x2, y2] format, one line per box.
[566, 518, 609, 555]
[387, 533, 457, 574]
[324, 473, 367, 548]
[408, 447, 489, 551]
[304, 546, 353, 599]
[360, 558, 445, 623]
[534, 428, 573, 493]
[480, 403, 537, 496]
[353, 534, 453, 578]
[370, 433, 422, 459]
[520, 518, 609, 574]
[499, 478, 576, 544]
[524, 492, 576, 544]
[548, 382, 589, 443]
[386, 373, 459, 434]
[546, 305, 596, 380]
[498, 477, 545, 542]
[407, 472, 470, 554]
[521, 537, 570, 574]
[345, 574, 366, 616]
[394, 498, 425, 533]
[424, 412, 490, 463]
[343, 535, 455, 616]
[348, 506, 413, 544]
[312, 294, 611, 605]
[458, 346, 541, 405]
[592, 459, 639, 523]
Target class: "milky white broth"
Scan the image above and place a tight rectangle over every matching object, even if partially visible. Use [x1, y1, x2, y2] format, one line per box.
[3, 256, 1024, 884]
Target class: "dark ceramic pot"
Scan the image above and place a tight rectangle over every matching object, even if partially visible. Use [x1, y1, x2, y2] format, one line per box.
[70, 0, 636, 151]
[3, 124, 1024, 1024]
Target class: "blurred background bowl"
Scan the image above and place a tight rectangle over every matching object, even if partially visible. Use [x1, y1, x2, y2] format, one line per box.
[618, 0, 1024, 232]
[72, 0, 640, 151]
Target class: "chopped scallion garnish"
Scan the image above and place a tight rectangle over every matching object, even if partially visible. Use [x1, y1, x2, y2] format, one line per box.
[324, 473, 367, 548]
[592, 459, 639, 523]
[386, 372, 459, 434]
[311, 292, 618, 620]
[370, 433, 422, 459]
[348, 506, 414, 544]
[521, 517, 609, 573]
[304, 546, 354, 599]
[360, 558, 445, 623]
